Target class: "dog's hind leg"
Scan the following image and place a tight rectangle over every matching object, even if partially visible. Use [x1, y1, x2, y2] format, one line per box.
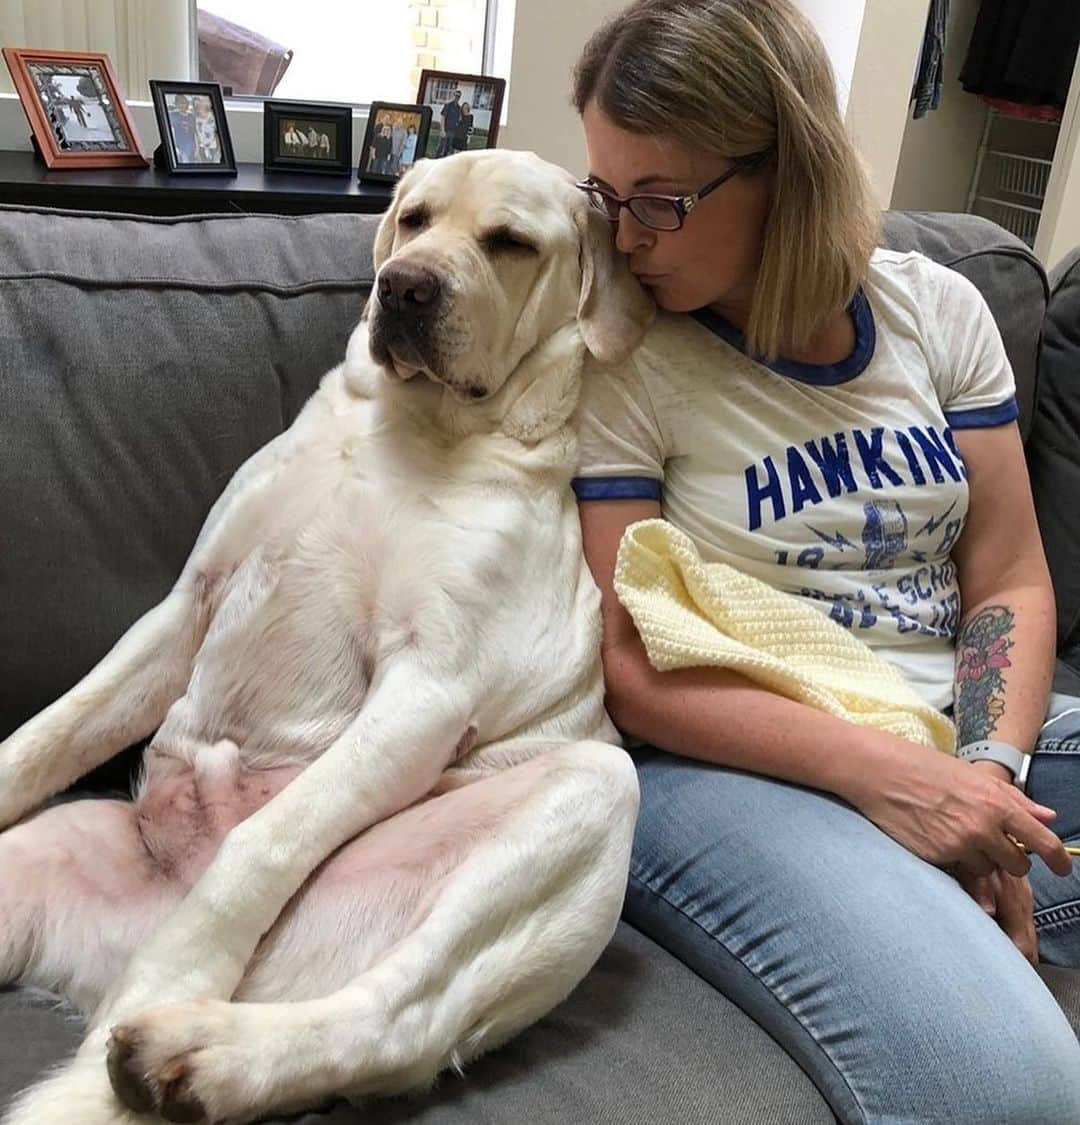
[0, 797, 180, 1009]
[96, 741, 639, 1124]
[0, 802, 179, 1125]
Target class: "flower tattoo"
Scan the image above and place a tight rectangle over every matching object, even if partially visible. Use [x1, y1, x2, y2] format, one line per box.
[954, 605, 1014, 743]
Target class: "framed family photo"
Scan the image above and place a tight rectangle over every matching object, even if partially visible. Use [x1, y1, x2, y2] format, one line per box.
[415, 69, 505, 160]
[358, 102, 431, 184]
[2, 48, 147, 169]
[264, 100, 352, 176]
[149, 80, 236, 175]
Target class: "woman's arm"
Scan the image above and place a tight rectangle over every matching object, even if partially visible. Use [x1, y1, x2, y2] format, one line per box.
[950, 423, 1056, 755]
[945, 422, 1059, 957]
[580, 498, 1070, 876]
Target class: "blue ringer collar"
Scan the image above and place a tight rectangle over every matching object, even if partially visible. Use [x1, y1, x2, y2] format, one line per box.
[689, 289, 876, 386]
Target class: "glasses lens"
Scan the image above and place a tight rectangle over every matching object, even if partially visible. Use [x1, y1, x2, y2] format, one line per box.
[628, 197, 681, 231]
[583, 187, 620, 222]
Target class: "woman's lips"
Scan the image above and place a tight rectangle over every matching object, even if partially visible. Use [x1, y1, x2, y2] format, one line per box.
[635, 272, 667, 284]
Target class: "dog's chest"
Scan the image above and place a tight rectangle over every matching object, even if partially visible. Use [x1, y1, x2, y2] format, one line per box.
[158, 445, 538, 766]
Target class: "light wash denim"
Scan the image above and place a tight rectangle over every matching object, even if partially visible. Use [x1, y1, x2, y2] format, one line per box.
[625, 693, 1080, 1124]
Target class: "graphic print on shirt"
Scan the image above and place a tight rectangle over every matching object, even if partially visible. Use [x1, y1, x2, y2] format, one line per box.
[748, 424, 968, 644]
[861, 499, 908, 571]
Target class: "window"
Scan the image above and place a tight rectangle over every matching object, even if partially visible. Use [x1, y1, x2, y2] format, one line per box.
[195, 1, 510, 106]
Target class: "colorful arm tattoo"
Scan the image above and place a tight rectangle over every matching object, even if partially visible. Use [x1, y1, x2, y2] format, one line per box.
[954, 605, 1014, 743]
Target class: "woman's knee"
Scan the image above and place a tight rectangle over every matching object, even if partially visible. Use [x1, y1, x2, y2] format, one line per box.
[913, 1008, 1080, 1125]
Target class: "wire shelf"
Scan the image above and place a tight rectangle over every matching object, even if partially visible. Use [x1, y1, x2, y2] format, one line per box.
[973, 195, 1042, 247]
[983, 149, 1053, 201]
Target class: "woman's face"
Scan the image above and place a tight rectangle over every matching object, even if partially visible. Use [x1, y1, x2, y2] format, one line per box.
[581, 101, 772, 320]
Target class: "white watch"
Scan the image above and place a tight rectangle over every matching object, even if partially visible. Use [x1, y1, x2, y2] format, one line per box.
[957, 740, 1032, 792]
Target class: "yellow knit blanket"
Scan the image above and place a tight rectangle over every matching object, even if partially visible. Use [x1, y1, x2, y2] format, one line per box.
[613, 520, 956, 754]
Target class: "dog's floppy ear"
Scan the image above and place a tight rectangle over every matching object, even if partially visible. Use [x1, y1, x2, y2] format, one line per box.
[373, 162, 426, 269]
[373, 188, 402, 270]
[574, 204, 655, 365]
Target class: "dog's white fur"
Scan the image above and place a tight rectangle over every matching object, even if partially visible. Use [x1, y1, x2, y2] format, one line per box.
[0, 149, 654, 1124]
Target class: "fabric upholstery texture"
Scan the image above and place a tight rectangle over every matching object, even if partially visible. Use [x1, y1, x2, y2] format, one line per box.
[0, 206, 379, 747]
[1029, 247, 1080, 672]
[882, 209, 1046, 438]
[0, 924, 836, 1125]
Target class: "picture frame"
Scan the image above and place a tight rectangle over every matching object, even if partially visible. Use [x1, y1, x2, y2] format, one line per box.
[358, 101, 432, 184]
[263, 100, 352, 176]
[1, 47, 148, 169]
[415, 69, 506, 161]
[149, 80, 237, 175]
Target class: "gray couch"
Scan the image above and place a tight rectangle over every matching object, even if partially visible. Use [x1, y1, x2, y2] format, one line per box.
[1, 202, 1078, 1124]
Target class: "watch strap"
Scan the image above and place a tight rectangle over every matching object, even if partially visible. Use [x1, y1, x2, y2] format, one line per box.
[957, 739, 1032, 790]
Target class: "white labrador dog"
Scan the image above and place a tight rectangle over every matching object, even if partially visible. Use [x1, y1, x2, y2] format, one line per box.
[0, 149, 654, 1125]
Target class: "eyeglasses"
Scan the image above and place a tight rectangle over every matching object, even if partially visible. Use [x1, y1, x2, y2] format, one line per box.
[575, 152, 771, 232]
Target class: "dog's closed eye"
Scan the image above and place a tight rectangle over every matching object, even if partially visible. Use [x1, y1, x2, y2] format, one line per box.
[399, 208, 430, 231]
[483, 227, 539, 256]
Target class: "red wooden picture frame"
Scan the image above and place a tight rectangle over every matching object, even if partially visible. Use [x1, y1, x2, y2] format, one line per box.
[2, 47, 148, 169]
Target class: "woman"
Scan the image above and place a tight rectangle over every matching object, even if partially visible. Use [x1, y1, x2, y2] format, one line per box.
[451, 102, 474, 153]
[400, 124, 419, 171]
[193, 98, 219, 164]
[571, 1, 1080, 1122]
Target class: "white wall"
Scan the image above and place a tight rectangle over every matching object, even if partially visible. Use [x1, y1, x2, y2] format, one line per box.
[1036, 46, 1080, 267]
[844, 0, 932, 208]
[792, 0, 866, 117]
[891, 0, 987, 214]
[496, 0, 623, 174]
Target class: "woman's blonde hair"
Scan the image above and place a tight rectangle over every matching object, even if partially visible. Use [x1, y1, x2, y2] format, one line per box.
[573, 0, 880, 359]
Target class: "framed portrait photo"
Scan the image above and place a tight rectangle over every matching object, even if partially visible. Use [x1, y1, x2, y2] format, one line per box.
[263, 100, 352, 176]
[415, 69, 506, 161]
[358, 102, 432, 184]
[2, 48, 147, 169]
[149, 80, 236, 175]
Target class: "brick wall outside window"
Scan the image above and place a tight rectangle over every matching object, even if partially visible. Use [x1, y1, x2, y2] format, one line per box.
[408, 0, 487, 94]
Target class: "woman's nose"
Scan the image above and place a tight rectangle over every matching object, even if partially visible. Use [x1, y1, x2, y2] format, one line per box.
[614, 210, 653, 255]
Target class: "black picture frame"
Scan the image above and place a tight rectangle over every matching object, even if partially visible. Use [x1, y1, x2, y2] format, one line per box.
[263, 100, 352, 176]
[149, 80, 236, 175]
[358, 102, 432, 184]
[415, 69, 506, 161]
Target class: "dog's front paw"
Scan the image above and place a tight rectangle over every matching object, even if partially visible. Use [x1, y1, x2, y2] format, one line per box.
[106, 1001, 261, 1124]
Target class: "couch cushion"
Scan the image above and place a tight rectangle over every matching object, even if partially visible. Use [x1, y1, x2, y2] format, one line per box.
[882, 211, 1048, 440]
[1028, 247, 1080, 671]
[0, 924, 834, 1125]
[0, 204, 379, 743]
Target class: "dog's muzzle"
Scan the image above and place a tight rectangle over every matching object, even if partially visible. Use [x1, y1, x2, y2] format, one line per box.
[377, 260, 441, 314]
[369, 260, 446, 381]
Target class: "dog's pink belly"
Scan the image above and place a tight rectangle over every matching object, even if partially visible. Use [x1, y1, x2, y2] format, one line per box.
[135, 763, 304, 882]
[132, 751, 542, 899]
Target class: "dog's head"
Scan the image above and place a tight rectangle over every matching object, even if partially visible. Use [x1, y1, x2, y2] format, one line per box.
[366, 149, 654, 406]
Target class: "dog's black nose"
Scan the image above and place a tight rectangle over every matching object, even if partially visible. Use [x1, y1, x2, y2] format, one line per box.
[377, 262, 441, 313]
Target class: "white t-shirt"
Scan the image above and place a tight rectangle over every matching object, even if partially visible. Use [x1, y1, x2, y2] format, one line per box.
[574, 249, 1019, 710]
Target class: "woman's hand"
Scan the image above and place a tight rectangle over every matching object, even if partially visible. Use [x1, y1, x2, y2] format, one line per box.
[845, 736, 1072, 877]
[957, 865, 1038, 964]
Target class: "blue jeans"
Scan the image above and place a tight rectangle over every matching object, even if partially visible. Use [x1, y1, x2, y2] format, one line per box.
[625, 693, 1080, 1124]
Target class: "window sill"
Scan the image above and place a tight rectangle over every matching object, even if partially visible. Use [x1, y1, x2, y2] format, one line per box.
[0, 149, 393, 216]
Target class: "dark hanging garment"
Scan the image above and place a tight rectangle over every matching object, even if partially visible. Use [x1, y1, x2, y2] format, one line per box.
[960, 0, 1080, 109]
[912, 0, 950, 118]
